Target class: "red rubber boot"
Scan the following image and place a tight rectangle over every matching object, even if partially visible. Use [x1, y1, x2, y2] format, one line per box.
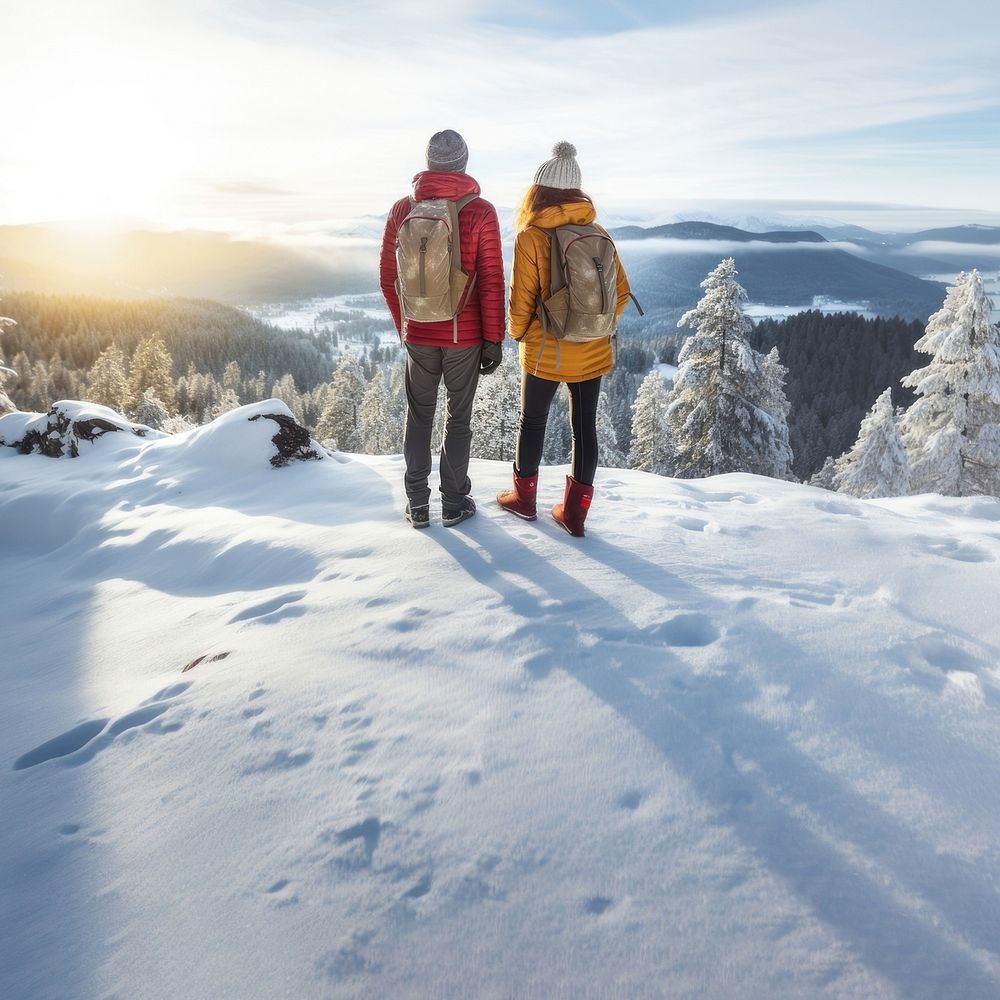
[552, 476, 594, 537]
[497, 467, 538, 520]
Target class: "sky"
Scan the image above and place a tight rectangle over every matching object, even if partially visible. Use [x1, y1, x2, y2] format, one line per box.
[2, 0, 1000, 238]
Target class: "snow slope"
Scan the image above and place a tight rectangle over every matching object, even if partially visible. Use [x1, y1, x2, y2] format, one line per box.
[3, 407, 1000, 999]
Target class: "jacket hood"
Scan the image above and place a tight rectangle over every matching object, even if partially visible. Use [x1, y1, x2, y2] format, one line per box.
[412, 171, 481, 201]
[528, 201, 596, 228]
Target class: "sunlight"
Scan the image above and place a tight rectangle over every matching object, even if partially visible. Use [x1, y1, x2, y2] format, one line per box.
[7, 32, 185, 224]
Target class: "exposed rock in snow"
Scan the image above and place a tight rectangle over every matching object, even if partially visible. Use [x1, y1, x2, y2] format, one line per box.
[0, 400, 163, 457]
[248, 410, 324, 468]
[0, 399, 324, 469]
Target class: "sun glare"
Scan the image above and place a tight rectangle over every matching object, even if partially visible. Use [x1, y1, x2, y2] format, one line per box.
[6, 31, 186, 225]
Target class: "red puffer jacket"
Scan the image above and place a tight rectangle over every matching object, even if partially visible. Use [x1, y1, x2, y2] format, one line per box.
[379, 171, 505, 348]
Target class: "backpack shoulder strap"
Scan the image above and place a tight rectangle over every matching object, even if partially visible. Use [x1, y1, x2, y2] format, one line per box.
[446, 197, 474, 278]
[547, 227, 567, 296]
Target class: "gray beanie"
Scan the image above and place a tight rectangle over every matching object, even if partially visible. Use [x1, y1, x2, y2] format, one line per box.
[426, 129, 469, 173]
[533, 141, 581, 189]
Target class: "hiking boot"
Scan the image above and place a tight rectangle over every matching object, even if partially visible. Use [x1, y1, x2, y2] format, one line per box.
[497, 466, 538, 520]
[552, 476, 594, 537]
[442, 495, 476, 527]
[405, 502, 430, 529]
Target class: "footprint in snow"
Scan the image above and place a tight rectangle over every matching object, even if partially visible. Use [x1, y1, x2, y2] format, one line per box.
[403, 874, 433, 899]
[343, 739, 378, 766]
[264, 879, 298, 905]
[332, 817, 383, 868]
[814, 500, 864, 517]
[920, 537, 994, 563]
[14, 682, 192, 770]
[618, 790, 643, 811]
[584, 896, 614, 915]
[244, 749, 313, 773]
[645, 613, 719, 648]
[228, 591, 307, 625]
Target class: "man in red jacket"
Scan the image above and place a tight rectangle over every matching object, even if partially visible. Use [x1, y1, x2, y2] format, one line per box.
[380, 129, 505, 528]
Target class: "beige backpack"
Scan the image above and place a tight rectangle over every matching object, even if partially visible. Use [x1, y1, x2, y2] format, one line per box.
[395, 194, 478, 342]
[534, 224, 642, 368]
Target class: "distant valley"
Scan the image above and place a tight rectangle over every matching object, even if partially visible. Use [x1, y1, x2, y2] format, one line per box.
[2, 219, 999, 329]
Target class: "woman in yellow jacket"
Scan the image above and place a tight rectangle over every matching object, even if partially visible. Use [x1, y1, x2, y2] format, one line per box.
[497, 141, 633, 537]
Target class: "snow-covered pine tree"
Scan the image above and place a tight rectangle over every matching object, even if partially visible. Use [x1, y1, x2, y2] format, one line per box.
[596, 389, 626, 469]
[222, 360, 243, 401]
[758, 346, 795, 479]
[316, 353, 365, 452]
[359, 369, 401, 455]
[899, 270, 1000, 496]
[628, 370, 673, 475]
[133, 388, 170, 430]
[667, 258, 790, 478]
[128, 334, 175, 413]
[388, 366, 408, 446]
[86, 344, 131, 412]
[471, 348, 520, 462]
[208, 388, 241, 421]
[833, 388, 910, 498]
[808, 456, 838, 491]
[0, 293, 17, 413]
[270, 373, 303, 421]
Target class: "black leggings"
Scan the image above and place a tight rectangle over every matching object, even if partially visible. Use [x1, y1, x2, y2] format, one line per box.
[515, 373, 602, 485]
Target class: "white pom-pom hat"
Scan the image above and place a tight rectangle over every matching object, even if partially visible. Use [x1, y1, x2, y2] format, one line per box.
[533, 141, 582, 190]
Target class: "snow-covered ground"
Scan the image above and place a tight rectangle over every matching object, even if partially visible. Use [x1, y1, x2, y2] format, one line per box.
[249, 293, 392, 332]
[3, 406, 1000, 999]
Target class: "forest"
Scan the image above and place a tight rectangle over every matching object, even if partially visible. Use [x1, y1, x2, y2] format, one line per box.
[1, 276, 994, 498]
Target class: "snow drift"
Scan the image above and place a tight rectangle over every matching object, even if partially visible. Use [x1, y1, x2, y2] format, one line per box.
[2, 411, 1000, 999]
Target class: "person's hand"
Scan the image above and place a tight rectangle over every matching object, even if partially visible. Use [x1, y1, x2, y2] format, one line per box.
[479, 341, 503, 375]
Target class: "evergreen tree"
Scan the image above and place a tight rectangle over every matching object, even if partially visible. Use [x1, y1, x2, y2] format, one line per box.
[472, 349, 520, 462]
[899, 270, 1000, 496]
[222, 360, 243, 400]
[29, 361, 55, 412]
[316, 353, 365, 451]
[388, 366, 408, 446]
[270, 373, 303, 421]
[359, 369, 401, 455]
[209, 388, 241, 420]
[668, 258, 789, 479]
[808, 456, 838, 491]
[86, 344, 130, 412]
[542, 390, 571, 465]
[596, 389, 626, 469]
[629, 370, 673, 475]
[834, 388, 910, 498]
[758, 347, 795, 479]
[0, 304, 16, 413]
[133, 388, 170, 430]
[129, 333, 175, 413]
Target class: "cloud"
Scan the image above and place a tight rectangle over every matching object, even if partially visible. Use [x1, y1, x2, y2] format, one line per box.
[900, 241, 1000, 256]
[2, 0, 999, 229]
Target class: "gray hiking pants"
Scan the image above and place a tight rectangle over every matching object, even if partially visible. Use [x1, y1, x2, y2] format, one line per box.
[404, 342, 481, 507]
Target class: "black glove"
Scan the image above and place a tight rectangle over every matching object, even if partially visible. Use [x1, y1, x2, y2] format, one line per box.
[479, 341, 503, 375]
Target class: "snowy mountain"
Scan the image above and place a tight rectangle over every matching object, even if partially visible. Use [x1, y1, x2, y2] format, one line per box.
[3, 402, 1000, 999]
[609, 221, 827, 243]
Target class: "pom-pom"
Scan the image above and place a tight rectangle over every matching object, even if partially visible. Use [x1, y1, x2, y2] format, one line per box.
[552, 141, 577, 158]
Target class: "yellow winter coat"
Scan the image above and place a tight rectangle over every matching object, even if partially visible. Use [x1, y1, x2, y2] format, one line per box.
[508, 201, 632, 383]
